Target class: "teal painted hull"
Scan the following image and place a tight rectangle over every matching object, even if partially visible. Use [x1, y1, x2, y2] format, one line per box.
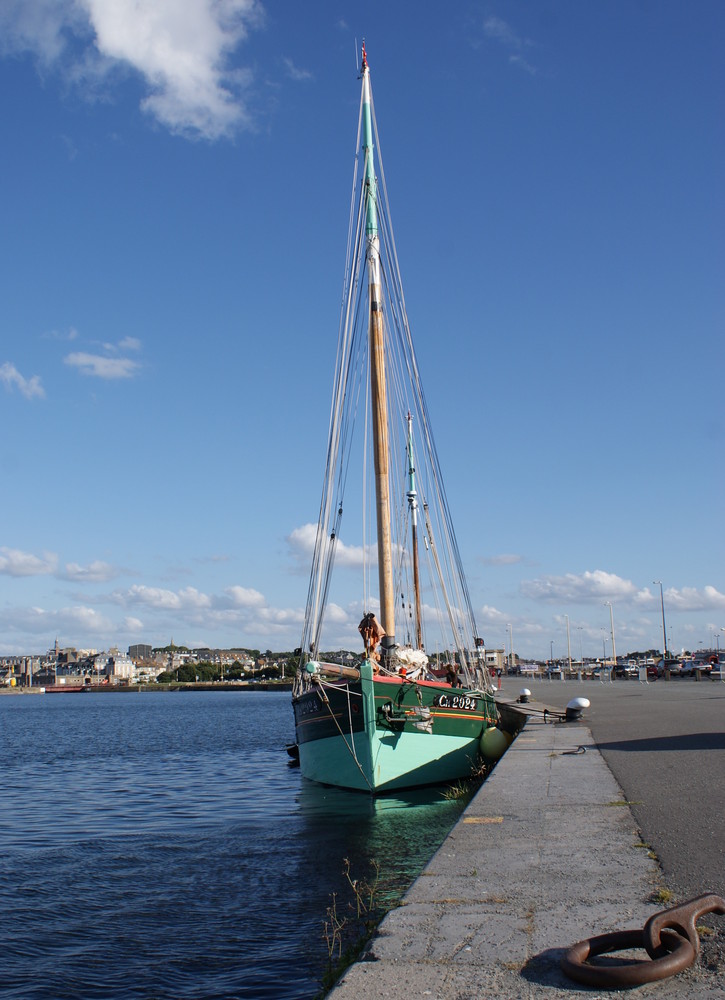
[293, 661, 498, 793]
[297, 727, 485, 793]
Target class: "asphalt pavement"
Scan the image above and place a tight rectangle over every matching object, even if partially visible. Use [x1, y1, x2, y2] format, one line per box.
[326, 674, 725, 998]
[506, 673, 725, 901]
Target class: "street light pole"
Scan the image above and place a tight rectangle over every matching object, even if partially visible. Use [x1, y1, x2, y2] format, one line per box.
[506, 623, 514, 674]
[653, 581, 668, 661]
[605, 601, 616, 673]
[578, 626, 584, 674]
[565, 614, 572, 675]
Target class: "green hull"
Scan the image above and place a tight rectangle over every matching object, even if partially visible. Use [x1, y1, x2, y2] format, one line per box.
[293, 661, 498, 793]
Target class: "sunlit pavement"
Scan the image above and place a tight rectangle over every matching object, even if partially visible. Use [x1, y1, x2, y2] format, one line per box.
[327, 678, 725, 999]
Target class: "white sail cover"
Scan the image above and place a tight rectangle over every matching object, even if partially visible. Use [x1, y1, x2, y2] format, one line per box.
[390, 646, 429, 671]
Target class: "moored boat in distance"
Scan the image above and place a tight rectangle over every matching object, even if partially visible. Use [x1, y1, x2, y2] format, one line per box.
[292, 45, 500, 794]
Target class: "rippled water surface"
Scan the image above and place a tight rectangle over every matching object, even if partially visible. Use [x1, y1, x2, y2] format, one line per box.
[0, 690, 469, 999]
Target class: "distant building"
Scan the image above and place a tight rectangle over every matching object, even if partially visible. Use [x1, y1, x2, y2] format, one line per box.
[483, 648, 505, 672]
[129, 644, 153, 661]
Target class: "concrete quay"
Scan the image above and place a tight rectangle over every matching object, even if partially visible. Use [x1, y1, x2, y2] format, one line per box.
[327, 678, 725, 998]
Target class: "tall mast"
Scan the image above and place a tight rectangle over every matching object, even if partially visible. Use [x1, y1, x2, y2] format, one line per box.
[361, 44, 396, 652]
[406, 412, 423, 649]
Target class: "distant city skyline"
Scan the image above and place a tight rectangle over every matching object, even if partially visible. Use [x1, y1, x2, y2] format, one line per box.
[1, 2, 723, 660]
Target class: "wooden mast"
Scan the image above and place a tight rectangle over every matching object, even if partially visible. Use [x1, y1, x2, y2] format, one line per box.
[361, 45, 395, 653]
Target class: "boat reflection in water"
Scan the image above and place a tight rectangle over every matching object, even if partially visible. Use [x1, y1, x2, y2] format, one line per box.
[295, 777, 473, 907]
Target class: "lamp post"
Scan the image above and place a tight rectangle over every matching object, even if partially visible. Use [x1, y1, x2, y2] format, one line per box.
[550, 640, 554, 672]
[565, 614, 572, 675]
[506, 623, 514, 674]
[578, 626, 584, 674]
[605, 601, 616, 673]
[653, 581, 668, 661]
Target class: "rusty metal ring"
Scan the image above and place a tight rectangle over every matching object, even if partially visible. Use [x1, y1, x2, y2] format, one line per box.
[644, 892, 725, 959]
[561, 927, 696, 989]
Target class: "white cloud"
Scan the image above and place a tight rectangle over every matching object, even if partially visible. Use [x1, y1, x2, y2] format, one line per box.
[287, 523, 373, 570]
[64, 560, 118, 583]
[225, 585, 266, 607]
[118, 584, 212, 610]
[648, 585, 725, 613]
[1, 0, 265, 140]
[521, 569, 637, 603]
[0, 362, 45, 399]
[477, 604, 509, 624]
[282, 56, 311, 82]
[322, 603, 348, 624]
[481, 14, 537, 75]
[0, 603, 115, 636]
[480, 553, 523, 567]
[44, 327, 79, 341]
[118, 336, 141, 351]
[0, 0, 86, 64]
[0, 548, 57, 576]
[64, 351, 141, 379]
[482, 15, 521, 47]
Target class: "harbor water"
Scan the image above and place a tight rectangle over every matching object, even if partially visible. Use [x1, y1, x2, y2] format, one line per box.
[0, 689, 472, 999]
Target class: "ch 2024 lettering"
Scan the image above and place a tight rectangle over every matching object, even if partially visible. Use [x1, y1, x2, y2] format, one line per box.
[435, 693, 478, 711]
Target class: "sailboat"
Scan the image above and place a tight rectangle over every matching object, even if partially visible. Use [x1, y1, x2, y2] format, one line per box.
[291, 45, 500, 793]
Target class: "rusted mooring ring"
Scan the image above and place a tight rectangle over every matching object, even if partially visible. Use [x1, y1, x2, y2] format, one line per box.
[561, 893, 725, 989]
[644, 892, 725, 958]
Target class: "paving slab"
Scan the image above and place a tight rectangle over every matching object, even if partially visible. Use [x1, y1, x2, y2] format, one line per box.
[327, 712, 725, 998]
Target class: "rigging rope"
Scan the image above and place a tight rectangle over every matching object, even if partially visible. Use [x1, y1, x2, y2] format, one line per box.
[299, 70, 487, 688]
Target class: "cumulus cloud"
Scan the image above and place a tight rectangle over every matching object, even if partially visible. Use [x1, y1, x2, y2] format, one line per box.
[287, 523, 373, 570]
[638, 584, 725, 613]
[521, 569, 637, 603]
[477, 604, 510, 624]
[0, 603, 115, 636]
[0, 0, 264, 140]
[63, 560, 118, 583]
[0, 362, 45, 399]
[225, 585, 266, 607]
[118, 585, 212, 610]
[0, 548, 57, 576]
[64, 351, 142, 379]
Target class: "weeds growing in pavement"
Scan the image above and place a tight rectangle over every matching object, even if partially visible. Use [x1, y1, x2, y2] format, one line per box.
[651, 887, 675, 905]
[318, 858, 388, 996]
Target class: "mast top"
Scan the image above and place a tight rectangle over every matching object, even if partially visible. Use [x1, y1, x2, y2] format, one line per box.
[361, 41, 368, 71]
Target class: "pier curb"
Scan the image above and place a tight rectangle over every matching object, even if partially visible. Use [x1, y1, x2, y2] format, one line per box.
[327, 716, 725, 998]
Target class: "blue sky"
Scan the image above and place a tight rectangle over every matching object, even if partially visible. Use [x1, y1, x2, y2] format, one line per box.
[1, 1, 723, 660]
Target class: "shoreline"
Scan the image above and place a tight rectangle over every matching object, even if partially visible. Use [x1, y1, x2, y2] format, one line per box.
[0, 681, 294, 695]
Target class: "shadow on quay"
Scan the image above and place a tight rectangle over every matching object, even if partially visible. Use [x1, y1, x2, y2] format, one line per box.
[596, 732, 725, 753]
